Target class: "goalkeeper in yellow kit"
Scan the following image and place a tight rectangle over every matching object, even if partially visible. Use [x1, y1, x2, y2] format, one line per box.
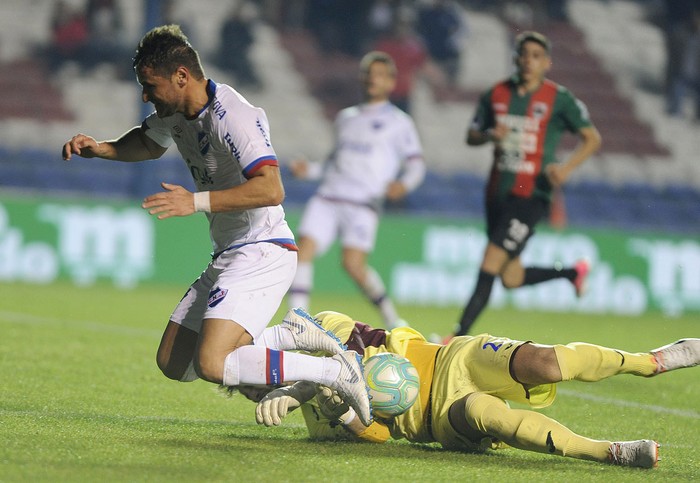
[246, 310, 700, 469]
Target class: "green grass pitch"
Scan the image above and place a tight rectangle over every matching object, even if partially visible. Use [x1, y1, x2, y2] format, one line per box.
[1, 281, 698, 482]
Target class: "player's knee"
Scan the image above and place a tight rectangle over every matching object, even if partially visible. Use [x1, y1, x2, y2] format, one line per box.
[156, 351, 185, 381]
[342, 259, 364, 282]
[463, 393, 509, 434]
[500, 270, 523, 289]
[511, 344, 562, 384]
[193, 353, 224, 384]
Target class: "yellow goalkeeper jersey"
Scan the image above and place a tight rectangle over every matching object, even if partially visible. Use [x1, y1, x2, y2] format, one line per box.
[305, 311, 442, 444]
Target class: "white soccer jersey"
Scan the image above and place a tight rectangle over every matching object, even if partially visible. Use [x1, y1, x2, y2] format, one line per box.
[317, 101, 425, 208]
[143, 80, 295, 255]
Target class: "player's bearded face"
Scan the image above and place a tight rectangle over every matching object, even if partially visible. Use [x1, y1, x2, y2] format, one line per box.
[137, 66, 182, 118]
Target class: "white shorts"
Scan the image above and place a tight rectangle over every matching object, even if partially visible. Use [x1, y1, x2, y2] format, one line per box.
[170, 242, 297, 340]
[297, 196, 379, 255]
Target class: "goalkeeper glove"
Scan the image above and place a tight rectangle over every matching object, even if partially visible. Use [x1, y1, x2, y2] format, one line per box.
[316, 385, 356, 426]
[255, 381, 317, 426]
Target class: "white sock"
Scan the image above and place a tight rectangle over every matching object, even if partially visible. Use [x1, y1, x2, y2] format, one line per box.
[254, 325, 296, 350]
[288, 261, 313, 310]
[223, 345, 341, 386]
[363, 267, 400, 326]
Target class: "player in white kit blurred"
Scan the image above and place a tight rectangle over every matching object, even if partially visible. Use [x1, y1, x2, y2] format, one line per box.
[288, 51, 426, 329]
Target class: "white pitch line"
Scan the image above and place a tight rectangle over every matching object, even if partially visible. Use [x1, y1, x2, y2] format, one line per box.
[0, 310, 162, 338]
[557, 388, 700, 419]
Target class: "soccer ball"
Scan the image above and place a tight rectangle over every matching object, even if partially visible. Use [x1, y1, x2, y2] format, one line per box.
[364, 352, 420, 418]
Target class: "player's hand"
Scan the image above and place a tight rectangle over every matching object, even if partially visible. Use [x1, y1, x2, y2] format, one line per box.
[255, 381, 317, 426]
[545, 163, 571, 187]
[316, 385, 356, 424]
[62, 133, 101, 160]
[142, 182, 195, 220]
[488, 123, 508, 143]
[385, 181, 407, 201]
[289, 158, 309, 179]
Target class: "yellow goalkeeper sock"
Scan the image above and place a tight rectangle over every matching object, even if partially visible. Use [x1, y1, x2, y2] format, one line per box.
[554, 342, 657, 381]
[465, 393, 611, 463]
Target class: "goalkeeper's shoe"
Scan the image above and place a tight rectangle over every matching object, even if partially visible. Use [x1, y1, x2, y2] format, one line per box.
[572, 259, 590, 297]
[649, 338, 700, 375]
[282, 307, 346, 355]
[609, 440, 659, 468]
[330, 351, 372, 426]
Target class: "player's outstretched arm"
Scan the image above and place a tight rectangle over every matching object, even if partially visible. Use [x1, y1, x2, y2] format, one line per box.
[62, 126, 167, 162]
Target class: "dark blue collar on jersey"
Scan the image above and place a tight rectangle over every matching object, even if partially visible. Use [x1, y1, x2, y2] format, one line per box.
[191, 79, 218, 119]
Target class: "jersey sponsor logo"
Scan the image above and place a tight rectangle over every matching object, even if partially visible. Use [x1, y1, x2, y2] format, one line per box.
[198, 132, 210, 155]
[338, 139, 372, 154]
[496, 157, 536, 174]
[255, 118, 271, 147]
[186, 158, 214, 185]
[212, 99, 227, 120]
[207, 286, 228, 308]
[223, 132, 241, 160]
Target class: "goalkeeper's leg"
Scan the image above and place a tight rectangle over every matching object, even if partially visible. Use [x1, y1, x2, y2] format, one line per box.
[511, 341, 658, 384]
[452, 393, 612, 463]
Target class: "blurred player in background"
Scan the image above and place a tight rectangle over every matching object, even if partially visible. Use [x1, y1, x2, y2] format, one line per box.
[250, 311, 700, 469]
[447, 31, 602, 340]
[62, 24, 372, 425]
[288, 51, 426, 330]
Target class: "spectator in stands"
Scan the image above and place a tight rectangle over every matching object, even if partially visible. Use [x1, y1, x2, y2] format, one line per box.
[305, 0, 373, 57]
[161, 0, 196, 46]
[83, 0, 130, 77]
[662, 0, 698, 117]
[445, 31, 601, 340]
[46, 0, 89, 73]
[417, 0, 468, 88]
[666, 6, 700, 120]
[373, 11, 447, 114]
[367, 0, 397, 44]
[216, 1, 262, 90]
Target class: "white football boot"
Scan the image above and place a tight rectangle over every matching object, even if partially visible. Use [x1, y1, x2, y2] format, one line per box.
[649, 338, 700, 375]
[609, 440, 659, 468]
[282, 307, 346, 355]
[329, 351, 372, 426]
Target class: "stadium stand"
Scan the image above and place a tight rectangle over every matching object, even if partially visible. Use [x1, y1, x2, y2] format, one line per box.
[0, 0, 697, 235]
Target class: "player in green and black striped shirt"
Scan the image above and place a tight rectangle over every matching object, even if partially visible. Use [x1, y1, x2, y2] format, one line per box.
[451, 31, 602, 338]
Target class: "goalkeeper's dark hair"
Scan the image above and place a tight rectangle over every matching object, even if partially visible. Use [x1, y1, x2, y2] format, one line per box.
[133, 24, 205, 80]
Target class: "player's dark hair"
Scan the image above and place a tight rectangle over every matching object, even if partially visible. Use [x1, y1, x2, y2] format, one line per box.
[360, 51, 397, 77]
[133, 24, 205, 80]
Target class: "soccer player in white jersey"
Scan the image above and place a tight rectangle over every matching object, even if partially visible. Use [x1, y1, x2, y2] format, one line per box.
[288, 51, 426, 330]
[61, 25, 372, 425]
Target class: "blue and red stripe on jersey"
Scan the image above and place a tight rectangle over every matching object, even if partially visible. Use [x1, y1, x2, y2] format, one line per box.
[242, 155, 278, 178]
